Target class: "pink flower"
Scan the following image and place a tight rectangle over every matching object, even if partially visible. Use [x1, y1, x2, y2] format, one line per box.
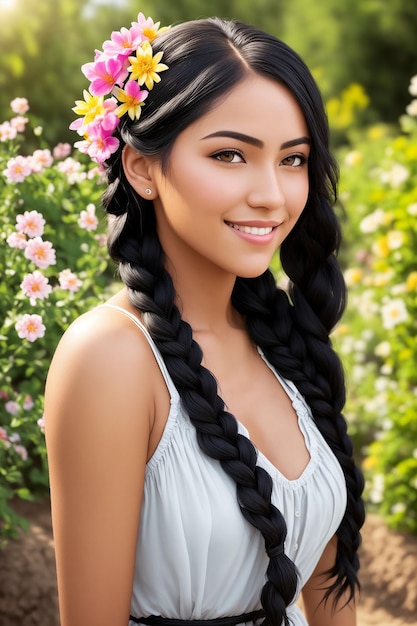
[37, 415, 45, 434]
[16, 210, 45, 238]
[24, 237, 56, 269]
[5, 401, 20, 415]
[59, 268, 82, 292]
[56, 157, 82, 175]
[3, 155, 32, 183]
[21, 270, 52, 303]
[7, 232, 27, 250]
[52, 142, 72, 159]
[15, 313, 46, 342]
[10, 116, 29, 132]
[78, 204, 99, 231]
[82, 56, 129, 96]
[81, 123, 120, 164]
[0, 427, 8, 442]
[10, 97, 29, 114]
[14, 445, 28, 461]
[0, 121, 18, 141]
[102, 26, 145, 57]
[23, 395, 34, 410]
[29, 149, 53, 173]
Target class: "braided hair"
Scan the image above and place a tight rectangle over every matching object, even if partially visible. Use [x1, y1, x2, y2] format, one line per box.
[102, 18, 365, 625]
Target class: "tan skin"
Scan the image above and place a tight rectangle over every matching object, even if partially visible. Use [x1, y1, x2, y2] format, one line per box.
[45, 76, 356, 626]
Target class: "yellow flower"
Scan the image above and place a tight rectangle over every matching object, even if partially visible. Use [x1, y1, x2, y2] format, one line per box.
[406, 271, 417, 291]
[344, 267, 363, 286]
[72, 90, 105, 125]
[128, 41, 168, 90]
[372, 236, 390, 258]
[142, 24, 170, 42]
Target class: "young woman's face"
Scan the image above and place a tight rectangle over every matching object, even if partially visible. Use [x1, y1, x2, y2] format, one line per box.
[149, 74, 310, 280]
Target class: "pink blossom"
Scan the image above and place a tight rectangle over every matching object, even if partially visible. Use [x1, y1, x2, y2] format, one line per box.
[0, 426, 8, 442]
[59, 268, 83, 292]
[24, 237, 56, 269]
[10, 116, 29, 132]
[78, 204, 99, 231]
[53, 142, 72, 159]
[8, 433, 21, 443]
[21, 270, 52, 303]
[7, 232, 27, 250]
[14, 445, 28, 461]
[37, 415, 45, 434]
[15, 313, 46, 342]
[10, 97, 29, 114]
[0, 121, 18, 141]
[0, 390, 9, 400]
[82, 56, 129, 96]
[78, 122, 120, 164]
[29, 149, 53, 173]
[3, 155, 32, 183]
[5, 401, 20, 415]
[16, 210, 45, 238]
[23, 395, 34, 410]
[102, 26, 145, 57]
[56, 157, 82, 176]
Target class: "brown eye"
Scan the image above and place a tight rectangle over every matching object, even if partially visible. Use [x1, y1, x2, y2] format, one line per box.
[213, 150, 244, 163]
[281, 154, 306, 167]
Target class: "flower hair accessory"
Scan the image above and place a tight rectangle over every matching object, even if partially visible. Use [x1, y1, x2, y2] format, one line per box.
[70, 13, 169, 165]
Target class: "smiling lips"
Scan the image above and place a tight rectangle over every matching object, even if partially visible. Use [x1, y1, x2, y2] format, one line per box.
[225, 221, 277, 236]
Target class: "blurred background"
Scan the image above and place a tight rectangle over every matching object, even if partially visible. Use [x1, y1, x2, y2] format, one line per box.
[1, 0, 417, 147]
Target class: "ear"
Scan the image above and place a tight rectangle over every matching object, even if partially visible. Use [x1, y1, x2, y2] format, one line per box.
[122, 145, 158, 200]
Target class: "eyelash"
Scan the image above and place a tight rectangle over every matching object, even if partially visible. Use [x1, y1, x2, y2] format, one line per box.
[212, 150, 308, 167]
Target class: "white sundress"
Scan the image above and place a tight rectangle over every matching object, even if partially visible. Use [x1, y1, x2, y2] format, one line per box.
[101, 305, 347, 626]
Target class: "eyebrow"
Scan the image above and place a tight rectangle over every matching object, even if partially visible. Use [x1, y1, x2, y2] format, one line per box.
[201, 130, 311, 149]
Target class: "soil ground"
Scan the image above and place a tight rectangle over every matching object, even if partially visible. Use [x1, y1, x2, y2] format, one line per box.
[0, 500, 416, 625]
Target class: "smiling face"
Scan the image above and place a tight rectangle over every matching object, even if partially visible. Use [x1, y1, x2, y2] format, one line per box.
[146, 74, 311, 280]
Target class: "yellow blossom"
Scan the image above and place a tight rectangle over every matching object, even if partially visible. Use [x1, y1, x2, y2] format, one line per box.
[72, 90, 105, 125]
[344, 267, 363, 286]
[128, 41, 169, 90]
[406, 271, 417, 291]
[372, 236, 390, 258]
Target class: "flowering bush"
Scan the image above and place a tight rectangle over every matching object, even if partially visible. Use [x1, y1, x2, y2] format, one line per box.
[336, 76, 417, 533]
[0, 98, 112, 541]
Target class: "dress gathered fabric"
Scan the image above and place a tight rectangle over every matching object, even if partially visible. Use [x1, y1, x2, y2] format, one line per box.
[102, 305, 347, 626]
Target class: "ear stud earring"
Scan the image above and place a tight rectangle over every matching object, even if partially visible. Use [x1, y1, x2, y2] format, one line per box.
[145, 188, 152, 196]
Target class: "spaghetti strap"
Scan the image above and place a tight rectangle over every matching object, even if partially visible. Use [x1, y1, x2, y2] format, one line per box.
[99, 304, 179, 399]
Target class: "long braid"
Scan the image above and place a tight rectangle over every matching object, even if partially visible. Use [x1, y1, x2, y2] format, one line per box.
[232, 257, 365, 604]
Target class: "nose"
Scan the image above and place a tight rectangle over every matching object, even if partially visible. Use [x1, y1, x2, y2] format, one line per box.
[246, 166, 285, 211]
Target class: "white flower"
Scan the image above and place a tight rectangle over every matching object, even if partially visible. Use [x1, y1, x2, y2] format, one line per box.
[369, 474, 384, 504]
[391, 502, 406, 515]
[381, 298, 408, 329]
[380, 163, 409, 188]
[409, 75, 417, 97]
[407, 203, 417, 216]
[406, 99, 417, 117]
[387, 230, 405, 250]
[359, 208, 385, 233]
[344, 150, 362, 166]
[374, 341, 391, 358]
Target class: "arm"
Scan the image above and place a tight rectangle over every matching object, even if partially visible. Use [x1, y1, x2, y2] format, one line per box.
[45, 309, 155, 626]
[301, 535, 357, 626]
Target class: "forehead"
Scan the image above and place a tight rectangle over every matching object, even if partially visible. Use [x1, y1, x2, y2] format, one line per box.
[183, 75, 309, 143]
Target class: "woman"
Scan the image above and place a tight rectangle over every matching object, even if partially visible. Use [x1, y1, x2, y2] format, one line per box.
[45, 14, 365, 626]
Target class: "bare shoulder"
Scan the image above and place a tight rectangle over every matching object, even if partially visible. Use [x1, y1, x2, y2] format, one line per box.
[44, 304, 161, 447]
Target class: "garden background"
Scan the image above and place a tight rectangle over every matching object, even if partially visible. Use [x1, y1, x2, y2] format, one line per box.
[0, 0, 416, 624]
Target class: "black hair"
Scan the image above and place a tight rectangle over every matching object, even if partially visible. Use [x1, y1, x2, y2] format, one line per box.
[102, 17, 365, 625]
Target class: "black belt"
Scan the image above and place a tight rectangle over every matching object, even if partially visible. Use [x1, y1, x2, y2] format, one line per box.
[130, 610, 266, 626]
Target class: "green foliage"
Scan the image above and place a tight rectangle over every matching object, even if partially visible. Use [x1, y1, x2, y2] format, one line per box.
[335, 78, 417, 533]
[0, 99, 113, 541]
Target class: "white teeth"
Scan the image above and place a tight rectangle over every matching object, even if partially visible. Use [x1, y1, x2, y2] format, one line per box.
[230, 224, 274, 235]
